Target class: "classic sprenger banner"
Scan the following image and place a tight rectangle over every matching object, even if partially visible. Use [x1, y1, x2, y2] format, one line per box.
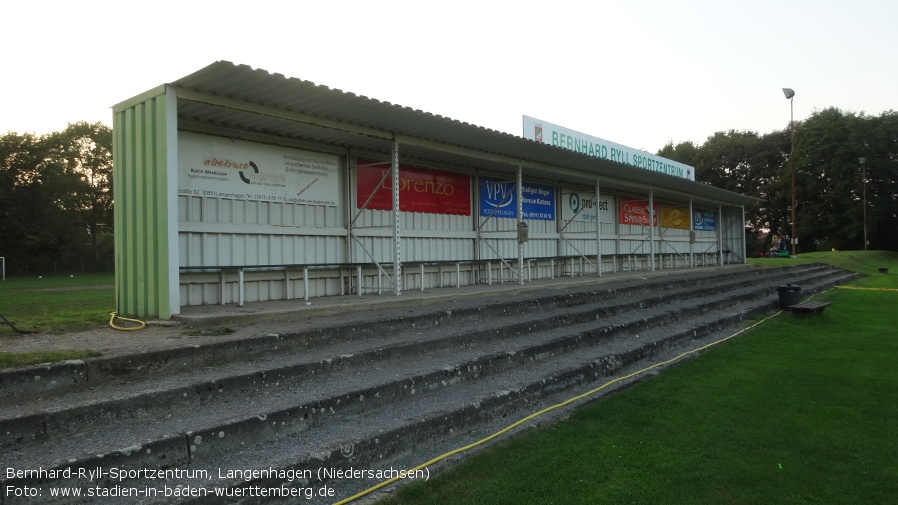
[618, 196, 658, 227]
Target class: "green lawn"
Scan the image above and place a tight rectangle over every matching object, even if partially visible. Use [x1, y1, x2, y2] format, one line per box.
[0, 273, 114, 367]
[0, 273, 115, 335]
[376, 251, 898, 505]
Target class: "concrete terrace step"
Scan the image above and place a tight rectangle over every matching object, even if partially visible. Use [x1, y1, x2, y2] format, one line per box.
[0, 264, 859, 504]
[0, 263, 834, 402]
[0, 264, 835, 449]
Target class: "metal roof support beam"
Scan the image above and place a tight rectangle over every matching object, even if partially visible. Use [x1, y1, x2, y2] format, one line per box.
[596, 178, 602, 277]
[649, 189, 655, 272]
[516, 166, 524, 286]
[718, 203, 724, 266]
[351, 160, 393, 227]
[392, 138, 402, 296]
[689, 198, 695, 267]
[741, 205, 747, 264]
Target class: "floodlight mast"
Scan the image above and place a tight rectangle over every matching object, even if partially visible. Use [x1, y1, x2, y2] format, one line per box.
[782, 88, 796, 256]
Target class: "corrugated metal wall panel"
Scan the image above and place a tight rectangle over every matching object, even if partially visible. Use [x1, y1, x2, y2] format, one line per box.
[113, 87, 174, 318]
[558, 238, 597, 257]
[167, 133, 740, 306]
[401, 237, 475, 262]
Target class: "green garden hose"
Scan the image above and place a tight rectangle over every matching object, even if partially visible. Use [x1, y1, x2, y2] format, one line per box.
[109, 311, 146, 331]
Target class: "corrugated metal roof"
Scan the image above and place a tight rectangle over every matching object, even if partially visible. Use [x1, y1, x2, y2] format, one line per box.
[169, 61, 761, 207]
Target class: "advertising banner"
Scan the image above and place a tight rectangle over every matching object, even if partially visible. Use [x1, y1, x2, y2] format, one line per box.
[618, 196, 659, 227]
[693, 211, 717, 231]
[356, 160, 471, 215]
[560, 189, 613, 224]
[661, 205, 690, 230]
[177, 132, 340, 206]
[480, 177, 555, 220]
[523, 115, 695, 181]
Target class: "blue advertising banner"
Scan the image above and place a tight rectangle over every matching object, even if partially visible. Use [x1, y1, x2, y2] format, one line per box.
[693, 211, 717, 231]
[479, 177, 555, 220]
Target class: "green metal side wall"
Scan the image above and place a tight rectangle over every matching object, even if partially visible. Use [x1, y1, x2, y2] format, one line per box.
[112, 87, 173, 319]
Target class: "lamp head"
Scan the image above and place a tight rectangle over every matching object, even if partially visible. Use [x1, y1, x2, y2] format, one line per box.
[859, 157, 866, 164]
[782, 88, 795, 99]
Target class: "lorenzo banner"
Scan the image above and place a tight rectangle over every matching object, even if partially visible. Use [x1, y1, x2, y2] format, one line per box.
[356, 160, 471, 215]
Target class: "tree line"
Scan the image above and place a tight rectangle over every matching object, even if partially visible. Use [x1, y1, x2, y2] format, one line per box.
[1, 122, 112, 275]
[1, 109, 896, 275]
[659, 107, 897, 255]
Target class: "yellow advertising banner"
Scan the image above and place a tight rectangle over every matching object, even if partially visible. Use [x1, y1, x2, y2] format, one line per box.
[661, 205, 690, 230]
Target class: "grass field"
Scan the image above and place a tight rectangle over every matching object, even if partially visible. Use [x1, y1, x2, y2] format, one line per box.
[0, 273, 114, 367]
[0, 273, 115, 334]
[373, 251, 898, 505]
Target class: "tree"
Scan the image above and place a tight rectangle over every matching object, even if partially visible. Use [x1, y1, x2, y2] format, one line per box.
[657, 140, 699, 167]
[657, 108, 898, 253]
[692, 131, 789, 253]
[0, 132, 47, 270]
[854, 110, 898, 251]
[43, 122, 114, 262]
[791, 108, 898, 251]
[0, 123, 113, 274]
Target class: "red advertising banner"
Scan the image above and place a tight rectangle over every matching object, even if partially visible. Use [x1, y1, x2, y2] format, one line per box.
[618, 196, 659, 226]
[356, 160, 471, 215]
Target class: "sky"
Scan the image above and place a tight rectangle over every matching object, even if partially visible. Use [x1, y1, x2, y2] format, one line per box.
[2, 0, 896, 154]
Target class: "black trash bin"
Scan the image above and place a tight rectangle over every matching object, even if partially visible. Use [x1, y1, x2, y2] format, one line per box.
[776, 284, 802, 310]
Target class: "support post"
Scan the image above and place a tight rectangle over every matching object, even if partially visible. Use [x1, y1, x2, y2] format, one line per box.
[595, 179, 602, 277]
[718, 204, 724, 266]
[741, 205, 747, 264]
[517, 166, 525, 285]
[238, 269, 244, 307]
[392, 138, 402, 295]
[303, 267, 309, 302]
[649, 189, 655, 272]
[689, 198, 694, 267]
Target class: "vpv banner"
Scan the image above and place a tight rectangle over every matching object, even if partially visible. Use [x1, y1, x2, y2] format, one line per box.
[693, 211, 717, 231]
[480, 177, 555, 220]
[356, 160, 471, 215]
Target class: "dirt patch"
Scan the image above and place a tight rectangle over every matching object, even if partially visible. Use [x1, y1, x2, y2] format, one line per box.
[0, 318, 295, 361]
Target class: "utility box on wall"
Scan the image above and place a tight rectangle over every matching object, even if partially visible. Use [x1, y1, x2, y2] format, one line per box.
[517, 221, 529, 243]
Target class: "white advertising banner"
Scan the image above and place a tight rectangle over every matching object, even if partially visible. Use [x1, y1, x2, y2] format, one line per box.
[560, 188, 613, 224]
[523, 115, 695, 181]
[177, 132, 340, 206]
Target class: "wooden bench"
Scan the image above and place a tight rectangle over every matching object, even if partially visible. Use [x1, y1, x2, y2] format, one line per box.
[789, 300, 831, 317]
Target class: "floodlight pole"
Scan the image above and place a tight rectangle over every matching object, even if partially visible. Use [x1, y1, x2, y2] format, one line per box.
[783, 88, 797, 256]
[859, 157, 867, 250]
